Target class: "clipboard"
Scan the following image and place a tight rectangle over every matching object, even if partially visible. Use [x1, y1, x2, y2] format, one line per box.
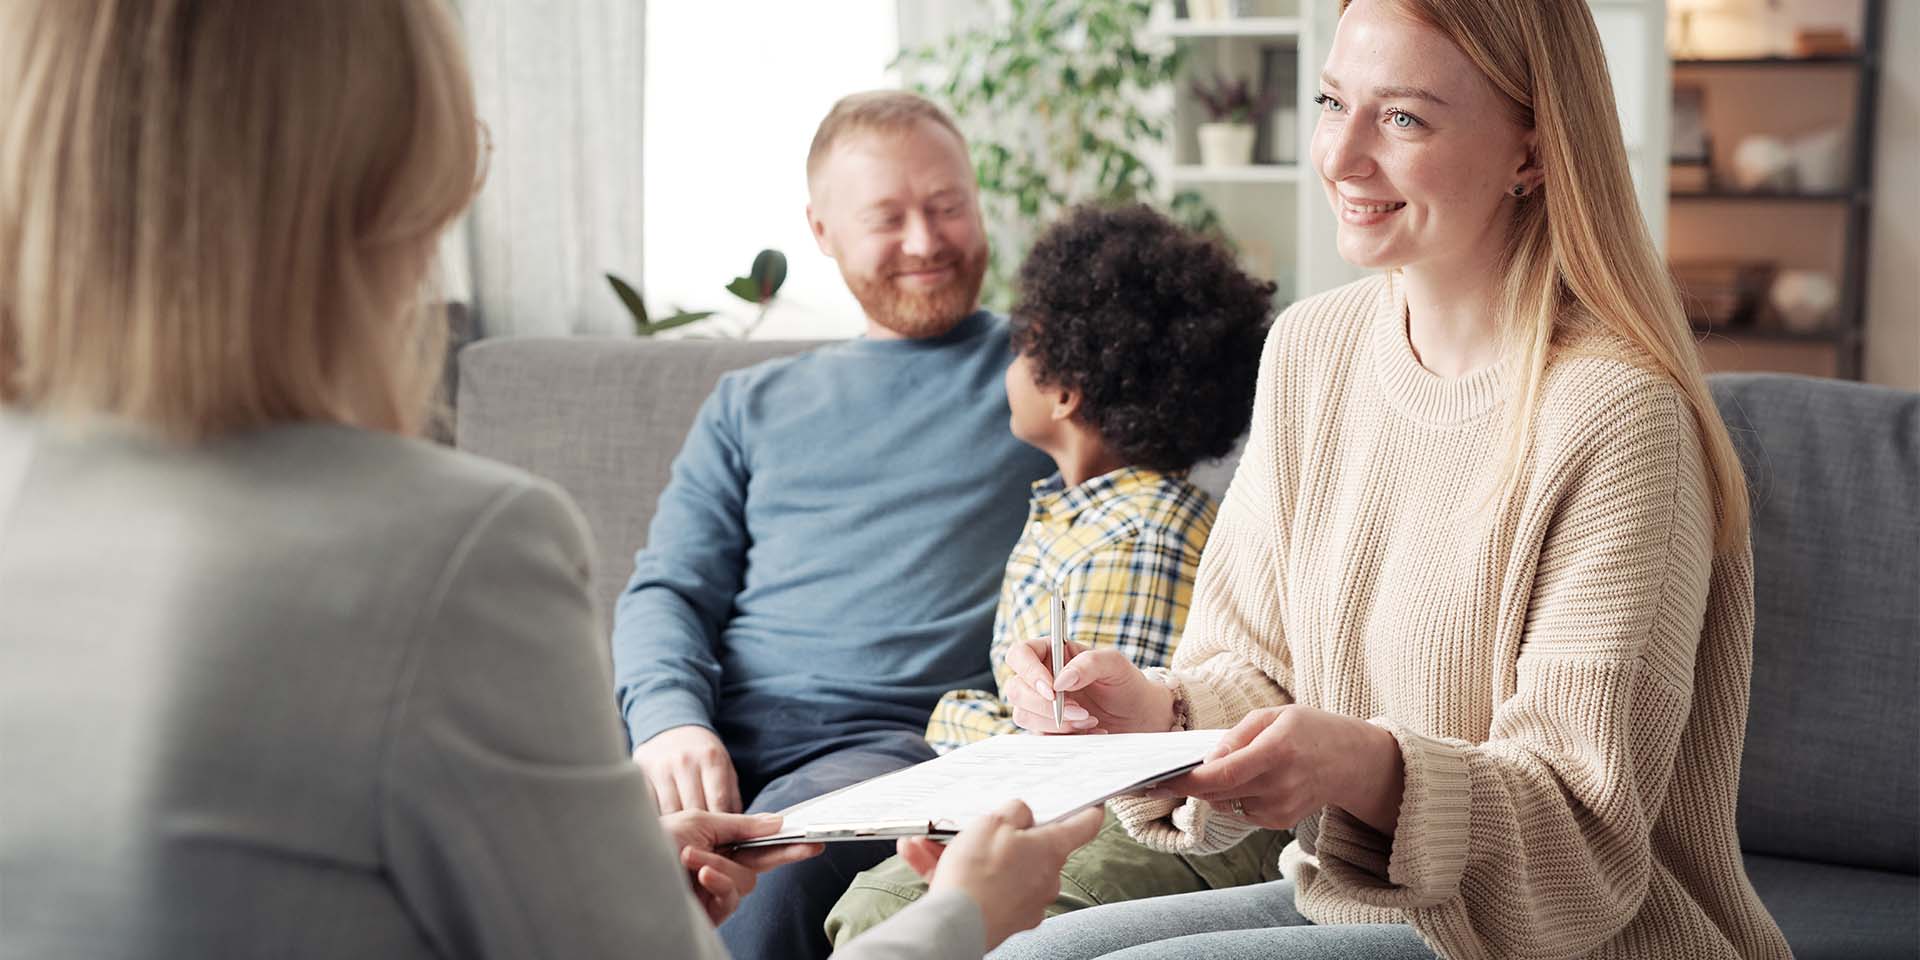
[727, 729, 1223, 848]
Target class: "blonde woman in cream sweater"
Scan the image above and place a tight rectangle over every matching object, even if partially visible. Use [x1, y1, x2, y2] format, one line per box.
[991, 0, 1794, 958]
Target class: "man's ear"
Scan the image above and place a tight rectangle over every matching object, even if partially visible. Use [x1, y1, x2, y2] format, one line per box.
[805, 203, 833, 257]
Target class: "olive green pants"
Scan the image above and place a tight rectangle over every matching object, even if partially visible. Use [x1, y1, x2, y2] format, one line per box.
[823, 809, 1291, 949]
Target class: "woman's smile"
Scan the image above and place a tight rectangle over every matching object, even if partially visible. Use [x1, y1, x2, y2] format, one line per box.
[1338, 194, 1408, 225]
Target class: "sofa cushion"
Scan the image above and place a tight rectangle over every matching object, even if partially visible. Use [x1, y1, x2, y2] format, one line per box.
[456, 337, 814, 624]
[1711, 373, 1920, 874]
[1743, 852, 1920, 959]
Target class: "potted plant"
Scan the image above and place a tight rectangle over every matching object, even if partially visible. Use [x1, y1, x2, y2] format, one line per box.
[606, 248, 787, 339]
[893, 0, 1224, 307]
[1190, 73, 1274, 168]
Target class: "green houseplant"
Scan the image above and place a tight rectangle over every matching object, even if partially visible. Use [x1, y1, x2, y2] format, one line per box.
[895, 0, 1222, 307]
[607, 248, 787, 338]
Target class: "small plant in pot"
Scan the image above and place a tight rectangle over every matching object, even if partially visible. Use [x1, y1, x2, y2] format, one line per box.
[1190, 73, 1275, 168]
[606, 248, 787, 339]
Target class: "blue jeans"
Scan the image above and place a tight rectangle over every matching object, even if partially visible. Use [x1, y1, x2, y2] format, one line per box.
[988, 879, 1436, 960]
[716, 728, 935, 960]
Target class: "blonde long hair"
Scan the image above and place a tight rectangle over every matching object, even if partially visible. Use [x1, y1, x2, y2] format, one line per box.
[0, 0, 481, 441]
[1353, 0, 1750, 552]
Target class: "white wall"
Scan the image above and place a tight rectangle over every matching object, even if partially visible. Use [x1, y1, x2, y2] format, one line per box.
[642, 2, 898, 340]
[1865, 0, 1918, 390]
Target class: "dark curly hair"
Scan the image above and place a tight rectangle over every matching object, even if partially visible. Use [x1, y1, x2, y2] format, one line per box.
[1009, 203, 1273, 473]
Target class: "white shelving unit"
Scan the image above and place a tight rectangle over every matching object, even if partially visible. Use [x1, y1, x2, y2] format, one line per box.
[1149, 0, 1346, 304]
[1159, 16, 1303, 38]
[1147, 0, 1670, 306]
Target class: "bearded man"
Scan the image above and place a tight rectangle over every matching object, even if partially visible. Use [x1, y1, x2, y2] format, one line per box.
[611, 91, 1053, 960]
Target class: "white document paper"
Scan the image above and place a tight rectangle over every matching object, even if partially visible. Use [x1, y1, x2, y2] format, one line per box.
[739, 730, 1225, 845]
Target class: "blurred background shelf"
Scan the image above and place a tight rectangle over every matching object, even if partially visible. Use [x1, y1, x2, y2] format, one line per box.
[1693, 325, 1851, 344]
[1665, 0, 1885, 380]
[1159, 16, 1302, 38]
[1673, 54, 1863, 67]
[1671, 189, 1864, 204]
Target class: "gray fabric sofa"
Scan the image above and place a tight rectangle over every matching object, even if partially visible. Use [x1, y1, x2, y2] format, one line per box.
[457, 339, 1919, 958]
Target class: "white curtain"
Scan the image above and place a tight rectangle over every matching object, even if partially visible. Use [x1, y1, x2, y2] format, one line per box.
[458, 0, 646, 337]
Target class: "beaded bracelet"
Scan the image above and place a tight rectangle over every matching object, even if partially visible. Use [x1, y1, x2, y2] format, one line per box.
[1145, 668, 1189, 732]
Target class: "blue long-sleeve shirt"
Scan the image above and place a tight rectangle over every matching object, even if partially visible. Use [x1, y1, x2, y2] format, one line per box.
[611, 312, 1053, 772]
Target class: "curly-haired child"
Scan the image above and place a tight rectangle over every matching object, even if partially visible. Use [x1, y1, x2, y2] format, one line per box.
[924, 201, 1273, 749]
[827, 201, 1289, 945]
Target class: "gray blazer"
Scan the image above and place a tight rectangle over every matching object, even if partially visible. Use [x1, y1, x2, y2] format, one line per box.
[0, 414, 981, 960]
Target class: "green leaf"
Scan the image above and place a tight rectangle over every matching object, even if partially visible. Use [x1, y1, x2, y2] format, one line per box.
[725, 276, 761, 303]
[749, 248, 787, 299]
[606, 273, 649, 327]
[644, 310, 716, 336]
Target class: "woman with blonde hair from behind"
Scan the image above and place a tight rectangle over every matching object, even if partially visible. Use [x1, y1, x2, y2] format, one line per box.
[989, 0, 1793, 957]
[0, 2, 1099, 957]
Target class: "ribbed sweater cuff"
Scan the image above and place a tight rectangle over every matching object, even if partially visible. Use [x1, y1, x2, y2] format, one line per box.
[1108, 793, 1259, 856]
[1109, 665, 1273, 854]
[1178, 665, 1267, 732]
[1371, 717, 1472, 904]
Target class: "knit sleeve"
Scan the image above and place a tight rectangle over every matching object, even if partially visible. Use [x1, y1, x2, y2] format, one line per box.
[1110, 319, 1294, 854]
[1312, 386, 1720, 959]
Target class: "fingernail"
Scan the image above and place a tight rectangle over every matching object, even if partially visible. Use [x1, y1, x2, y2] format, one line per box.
[1144, 788, 1171, 800]
[1063, 704, 1090, 721]
[1036, 680, 1055, 700]
[1055, 670, 1079, 688]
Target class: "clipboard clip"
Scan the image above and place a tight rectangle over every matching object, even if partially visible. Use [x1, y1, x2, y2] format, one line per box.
[723, 819, 944, 850]
[796, 819, 935, 840]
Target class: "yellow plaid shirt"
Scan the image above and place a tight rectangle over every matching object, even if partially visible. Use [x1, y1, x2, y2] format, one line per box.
[923, 466, 1218, 753]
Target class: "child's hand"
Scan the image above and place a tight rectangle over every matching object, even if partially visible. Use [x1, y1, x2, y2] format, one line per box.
[1003, 638, 1177, 735]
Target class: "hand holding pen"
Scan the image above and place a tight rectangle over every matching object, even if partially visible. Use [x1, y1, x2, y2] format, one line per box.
[1049, 594, 1067, 730]
[1002, 635, 1180, 736]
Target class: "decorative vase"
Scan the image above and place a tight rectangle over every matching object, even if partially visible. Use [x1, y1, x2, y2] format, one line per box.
[1770, 270, 1838, 333]
[1792, 127, 1848, 192]
[1197, 122, 1256, 168]
[1731, 135, 1794, 192]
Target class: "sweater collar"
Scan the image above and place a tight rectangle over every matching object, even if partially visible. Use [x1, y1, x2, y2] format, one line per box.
[846, 310, 994, 352]
[1369, 271, 1507, 426]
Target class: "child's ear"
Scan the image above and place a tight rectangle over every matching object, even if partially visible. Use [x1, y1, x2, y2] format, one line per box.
[1051, 387, 1081, 421]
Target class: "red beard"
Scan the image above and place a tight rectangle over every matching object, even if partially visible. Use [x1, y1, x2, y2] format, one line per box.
[843, 244, 989, 338]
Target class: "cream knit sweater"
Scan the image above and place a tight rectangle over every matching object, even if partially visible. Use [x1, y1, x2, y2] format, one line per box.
[1111, 274, 1792, 959]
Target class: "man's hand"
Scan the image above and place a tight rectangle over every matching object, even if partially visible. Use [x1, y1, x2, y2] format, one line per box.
[634, 725, 740, 814]
[660, 811, 825, 925]
[894, 801, 1104, 951]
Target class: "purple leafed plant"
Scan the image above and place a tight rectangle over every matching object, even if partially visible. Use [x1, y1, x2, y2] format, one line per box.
[1189, 73, 1279, 124]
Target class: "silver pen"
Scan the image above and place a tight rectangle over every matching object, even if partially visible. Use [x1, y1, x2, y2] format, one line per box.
[1050, 593, 1066, 730]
